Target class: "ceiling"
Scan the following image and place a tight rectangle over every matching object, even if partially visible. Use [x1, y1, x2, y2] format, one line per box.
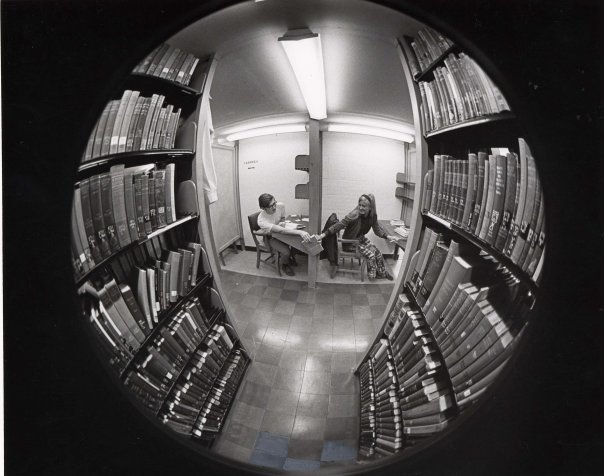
[169, 0, 427, 135]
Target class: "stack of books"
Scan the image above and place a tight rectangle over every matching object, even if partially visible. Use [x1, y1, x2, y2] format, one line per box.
[82, 90, 182, 162]
[358, 359, 376, 458]
[133, 43, 201, 87]
[71, 163, 179, 280]
[421, 139, 545, 281]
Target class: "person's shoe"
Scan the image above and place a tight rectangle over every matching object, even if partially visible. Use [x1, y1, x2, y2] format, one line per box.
[282, 264, 295, 276]
[384, 271, 394, 281]
[329, 264, 338, 279]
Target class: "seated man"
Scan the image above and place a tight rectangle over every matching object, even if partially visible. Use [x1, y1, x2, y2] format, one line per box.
[257, 193, 311, 276]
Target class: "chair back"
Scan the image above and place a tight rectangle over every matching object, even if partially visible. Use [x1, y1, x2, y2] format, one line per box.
[247, 212, 262, 247]
[337, 230, 361, 257]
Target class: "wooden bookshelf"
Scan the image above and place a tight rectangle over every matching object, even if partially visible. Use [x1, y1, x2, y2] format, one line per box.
[72, 45, 247, 444]
[191, 344, 250, 446]
[75, 214, 199, 288]
[77, 150, 194, 179]
[156, 309, 224, 415]
[424, 112, 516, 139]
[422, 212, 539, 294]
[355, 26, 541, 455]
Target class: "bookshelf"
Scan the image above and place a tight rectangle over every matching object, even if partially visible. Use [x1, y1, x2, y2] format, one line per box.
[72, 42, 247, 447]
[356, 26, 544, 460]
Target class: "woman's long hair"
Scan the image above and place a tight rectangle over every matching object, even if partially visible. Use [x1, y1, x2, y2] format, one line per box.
[359, 193, 377, 218]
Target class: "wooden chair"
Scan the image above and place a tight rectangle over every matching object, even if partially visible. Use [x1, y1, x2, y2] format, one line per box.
[247, 212, 281, 276]
[336, 232, 367, 282]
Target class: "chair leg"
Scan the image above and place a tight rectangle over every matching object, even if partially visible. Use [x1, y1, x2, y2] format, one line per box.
[360, 260, 366, 282]
[276, 252, 281, 276]
[256, 251, 261, 268]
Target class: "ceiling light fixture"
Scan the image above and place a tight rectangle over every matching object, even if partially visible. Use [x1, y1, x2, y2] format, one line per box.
[326, 123, 415, 143]
[279, 28, 327, 120]
[225, 123, 307, 142]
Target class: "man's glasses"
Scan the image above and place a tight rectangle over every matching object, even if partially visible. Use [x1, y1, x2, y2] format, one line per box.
[266, 201, 277, 210]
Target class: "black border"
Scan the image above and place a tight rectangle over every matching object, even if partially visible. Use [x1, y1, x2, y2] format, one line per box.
[3, 0, 602, 475]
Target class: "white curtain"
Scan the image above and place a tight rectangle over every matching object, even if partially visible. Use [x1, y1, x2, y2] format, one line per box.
[199, 101, 218, 203]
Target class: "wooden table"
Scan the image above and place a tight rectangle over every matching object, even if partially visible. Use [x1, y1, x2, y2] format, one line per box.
[378, 219, 409, 260]
[271, 215, 320, 287]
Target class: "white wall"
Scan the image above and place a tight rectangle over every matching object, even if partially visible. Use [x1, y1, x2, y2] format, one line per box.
[238, 132, 309, 247]
[322, 132, 407, 254]
[237, 131, 407, 254]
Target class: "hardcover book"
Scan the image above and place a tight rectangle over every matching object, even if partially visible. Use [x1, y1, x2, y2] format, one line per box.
[510, 150, 538, 264]
[494, 152, 519, 250]
[73, 187, 95, 269]
[123, 167, 139, 242]
[470, 152, 487, 232]
[78, 179, 102, 263]
[430, 155, 443, 215]
[88, 174, 111, 258]
[109, 90, 132, 155]
[485, 154, 507, 245]
[423, 254, 491, 328]
[477, 155, 497, 240]
[110, 165, 131, 248]
[416, 243, 449, 307]
[100, 172, 120, 253]
[504, 138, 530, 257]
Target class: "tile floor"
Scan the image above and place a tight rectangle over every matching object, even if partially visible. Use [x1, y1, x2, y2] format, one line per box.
[210, 266, 397, 471]
[219, 248, 403, 285]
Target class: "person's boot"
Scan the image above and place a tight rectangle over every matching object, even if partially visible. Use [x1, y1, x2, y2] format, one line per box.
[329, 264, 338, 279]
[282, 263, 295, 276]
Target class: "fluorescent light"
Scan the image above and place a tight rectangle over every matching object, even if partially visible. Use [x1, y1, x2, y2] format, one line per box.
[225, 123, 307, 142]
[326, 123, 414, 143]
[327, 113, 415, 136]
[279, 28, 327, 120]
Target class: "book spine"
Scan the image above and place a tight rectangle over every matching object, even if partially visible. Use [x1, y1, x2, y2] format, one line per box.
[117, 90, 140, 153]
[110, 165, 131, 248]
[146, 43, 170, 76]
[109, 90, 132, 155]
[88, 174, 111, 258]
[91, 102, 112, 159]
[73, 186, 95, 269]
[100, 172, 120, 253]
[430, 155, 442, 214]
[510, 150, 537, 263]
[485, 154, 507, 245]
[476, 155, 496, 239]
[141, 173, 153, 235]
[494, 153, 519, 250]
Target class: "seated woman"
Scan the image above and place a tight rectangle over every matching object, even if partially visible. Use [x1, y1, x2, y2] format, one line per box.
[317, 193, 398, 280]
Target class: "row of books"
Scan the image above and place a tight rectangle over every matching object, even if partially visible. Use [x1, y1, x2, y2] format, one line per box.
[83, 90, 183, 162]
[133, 43, 202, 87]
[406, 26, 455, 76]
[71, 163, 179, 280]
[192, 347, 248, 438]
[84, 271, 208, 374]
[359, 360, 376, 458]
[384, 296, 455, 444]
[131, 241, 203, 329]
[123, 316, 225, 414]
[418, 53, 510, 133]
[421, 139, 545, 280]
[358, 228, 533, 453]
[159, 329, 235, 434]
[367, 339, 403, 457]
[406, 227, 530, 404]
